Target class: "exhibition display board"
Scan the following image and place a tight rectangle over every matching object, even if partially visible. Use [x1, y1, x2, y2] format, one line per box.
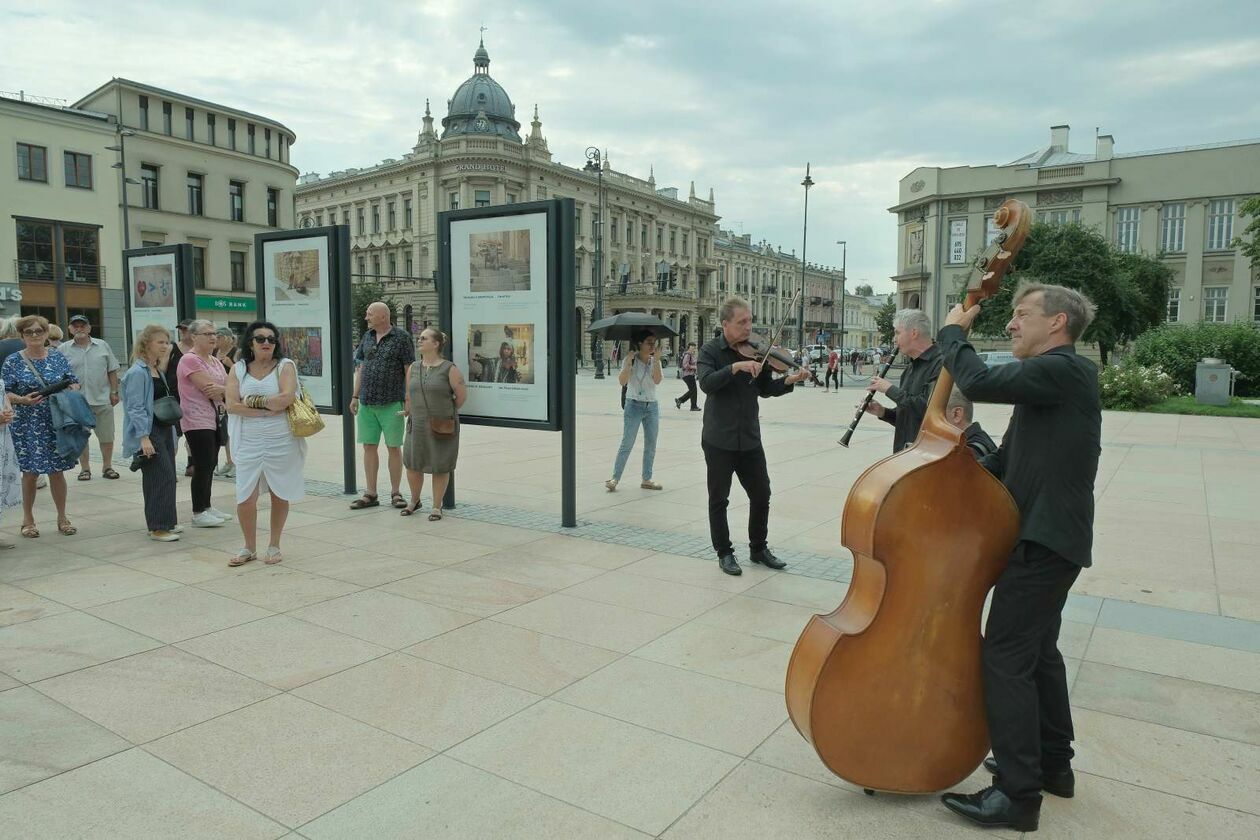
[122, 244, 196, 352]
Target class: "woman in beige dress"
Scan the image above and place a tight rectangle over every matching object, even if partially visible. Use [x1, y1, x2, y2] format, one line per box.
[401, 328, 466, 520]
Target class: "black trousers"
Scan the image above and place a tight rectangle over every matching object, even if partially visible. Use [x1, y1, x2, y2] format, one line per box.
[675, 375, 698, 408]
[824, 368, 839, 389]
[185, 429, 219, 514]
[703, 442, 770, 556]
[142, 427, 178, 532]
[984, 541, 1082, 802]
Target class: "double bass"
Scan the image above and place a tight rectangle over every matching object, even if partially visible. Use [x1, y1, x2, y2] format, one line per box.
[785, 199, 1031, 793]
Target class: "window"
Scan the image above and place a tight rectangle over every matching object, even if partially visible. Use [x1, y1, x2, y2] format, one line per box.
[475, 189, 491, 208]
[247, 124, 256, 155]
[506, 193, 516, 204]
[610, 216, 619, 244]
[230, 251, 246, 291]
[388, 253, 397, 279]
[1042, 207, 1081, 226]
[191, 246, 206, 289]
[449, 192, 459, 210]
[1115, 207, 1140, 253]
[356, 257, 365, 277]
[141, 164, 159, 209]
[61, 225, 99, 282]
[356, 207, 365, 233]
[17, 143, 48, 182]
[1161, 203, 1185, 253]
[1203, 286, 1228, 322]
[656, 226, 663, 251]
[207, 114, 216, 145]
[138, 96, 149, 131]
[405, 252, 413, 278]
[641, 224, 648, 249]
[371, 204, 380, 233]
[592, 211, 600, 237]
[1208, 199, 1234, 250]
[185, 107, 194, 140]
[264, 128, 271, 158]
[372, 255, 381, 278]
[15, 220, 54, 280]
[669, 229, 676, 254]
[387, 202, 396, 230]
[61, 152, 92, 190]
[227, 118, 236, 150]
[314, 214, 323, 227]
[574, 207, 582, 235]
[187, 173, 204, 216]
[342, 209, 350, 226]
[627, 219, 633, 244]
[267, 188, 279, 226]
[404, 198, 412, 228]
[162, 101, 172, 135]
[1166, 288, 1180, 323]
[229, 181, 244, 222]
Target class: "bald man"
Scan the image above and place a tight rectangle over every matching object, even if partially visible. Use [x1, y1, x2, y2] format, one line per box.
[349, 302, 414, 510]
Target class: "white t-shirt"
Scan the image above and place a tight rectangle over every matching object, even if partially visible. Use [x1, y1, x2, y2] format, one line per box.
[623, 356, 658, 403]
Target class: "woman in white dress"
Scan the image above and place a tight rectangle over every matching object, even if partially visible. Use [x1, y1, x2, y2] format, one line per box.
[224, 320, 304, 566]
[0, 382, 23, 548]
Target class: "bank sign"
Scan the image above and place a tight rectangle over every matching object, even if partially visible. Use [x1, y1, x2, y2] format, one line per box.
[196, 294, 255, 312]
[0, 284, 23, 312]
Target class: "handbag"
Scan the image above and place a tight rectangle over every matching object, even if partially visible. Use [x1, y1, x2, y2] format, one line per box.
[287, 381, 325, 438]
[419, 362, 456, 437]
[152, 376, 183, 426]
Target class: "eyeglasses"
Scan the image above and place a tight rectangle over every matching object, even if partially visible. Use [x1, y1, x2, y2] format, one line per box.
[193, 331, 217, 337]
[22, 328, 47, 337]
[252, 335, 277, 345]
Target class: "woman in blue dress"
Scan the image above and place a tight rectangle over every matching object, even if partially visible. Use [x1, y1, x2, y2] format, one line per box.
[0, 315, 80, 538]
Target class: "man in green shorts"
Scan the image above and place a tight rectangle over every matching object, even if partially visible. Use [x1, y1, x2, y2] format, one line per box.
[349, 301, 415, 510]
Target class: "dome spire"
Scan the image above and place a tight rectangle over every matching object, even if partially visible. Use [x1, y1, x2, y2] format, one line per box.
[474, 33, 490, 74]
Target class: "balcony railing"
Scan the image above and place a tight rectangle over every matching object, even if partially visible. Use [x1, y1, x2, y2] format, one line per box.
[15, 260, 105, 284]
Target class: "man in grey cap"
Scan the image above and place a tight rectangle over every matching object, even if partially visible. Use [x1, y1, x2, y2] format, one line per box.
[59, 314, 121, 479]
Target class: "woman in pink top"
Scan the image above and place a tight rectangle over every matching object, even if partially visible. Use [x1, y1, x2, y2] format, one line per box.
[176, 320, 232, 528]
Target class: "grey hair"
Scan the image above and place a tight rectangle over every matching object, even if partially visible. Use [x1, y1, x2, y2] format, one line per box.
[0, 316, 19, 340]
[946, 385, 973, 423]
[1014, 281, 1097, 341]
[893, 308, 932, 338]
[719, 296, 750, 323]
[188, 319, 215, 335]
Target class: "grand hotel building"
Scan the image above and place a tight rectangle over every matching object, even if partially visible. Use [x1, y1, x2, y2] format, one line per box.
[295, 41, 859, 354]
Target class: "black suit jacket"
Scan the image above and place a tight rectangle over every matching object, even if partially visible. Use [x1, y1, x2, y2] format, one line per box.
[697, 335, 794, 451]
[937, 324, 1101, 568]
[880, 344, 943, 451]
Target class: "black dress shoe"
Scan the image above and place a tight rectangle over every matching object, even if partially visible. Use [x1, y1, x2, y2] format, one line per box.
[941, 785, 1040, 832]
[718, 553, 742, 576]
[983, 758, 1075, 798]
[750, 548, 787, 569]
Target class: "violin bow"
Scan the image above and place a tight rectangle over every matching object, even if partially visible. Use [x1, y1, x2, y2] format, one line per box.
[758, 286, 804, 370]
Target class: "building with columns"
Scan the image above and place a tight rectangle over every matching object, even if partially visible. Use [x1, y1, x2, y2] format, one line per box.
[295, 40, 855, 355]
[890, 125, 1260, 335]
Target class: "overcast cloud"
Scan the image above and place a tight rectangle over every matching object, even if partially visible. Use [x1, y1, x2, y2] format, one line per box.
[3, 0, 1258, 289]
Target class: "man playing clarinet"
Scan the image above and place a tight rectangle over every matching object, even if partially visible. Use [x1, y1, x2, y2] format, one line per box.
[865, 309, 942, 451]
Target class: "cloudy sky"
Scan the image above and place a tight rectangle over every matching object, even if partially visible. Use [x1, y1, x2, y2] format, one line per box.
[4, 0, 1258, 289]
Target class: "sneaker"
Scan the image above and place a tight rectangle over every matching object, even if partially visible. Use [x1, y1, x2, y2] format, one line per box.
[206, 507, 234, 522]
[170, 525, 184, 534]
[605, 479, 618, 492]
[36, 475, 47, 489]
[149, 530, 180, 542]
[223, 464, 235, 479]
[192, 511, 224, 528]
[640, 480, 663, 490]
[213, 464, 229, 477]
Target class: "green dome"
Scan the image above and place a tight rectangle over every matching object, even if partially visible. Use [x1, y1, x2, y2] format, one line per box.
[441, 40, 522, 143]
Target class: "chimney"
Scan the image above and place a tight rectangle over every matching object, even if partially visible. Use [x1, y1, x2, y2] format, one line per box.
[1050, 124, 1069, 151]
[1096, 134, 1114, 160]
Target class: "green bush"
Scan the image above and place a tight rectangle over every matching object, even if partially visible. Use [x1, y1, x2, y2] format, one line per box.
[1099, 364, 1180, 410]
[1128, 322, 1260, 397]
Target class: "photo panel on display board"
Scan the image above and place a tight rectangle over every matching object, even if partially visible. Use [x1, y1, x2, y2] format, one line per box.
[260, 235, 333, 407]
[449, 210, 551, 423]
[126, 249, 183, 345]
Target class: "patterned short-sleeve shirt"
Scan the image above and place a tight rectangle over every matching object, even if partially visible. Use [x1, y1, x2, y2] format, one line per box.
[354, 326, 414, 405]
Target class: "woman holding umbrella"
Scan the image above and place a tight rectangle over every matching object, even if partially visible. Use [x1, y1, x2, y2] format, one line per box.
[607, 328, 663, 491]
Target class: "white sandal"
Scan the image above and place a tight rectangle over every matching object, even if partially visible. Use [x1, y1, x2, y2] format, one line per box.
[264, 546, 283, 565]
[229, 548, 256, 567]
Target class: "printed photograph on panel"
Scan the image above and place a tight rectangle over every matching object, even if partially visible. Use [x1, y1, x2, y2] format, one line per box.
[273, 248, 322, 302]
[468, 229, 531, 293]
[132, 263, 175, 308]
[467, 323, 534, 384]
[278, 326, 324, 377]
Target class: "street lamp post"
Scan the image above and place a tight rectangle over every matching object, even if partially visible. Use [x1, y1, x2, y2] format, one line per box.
[106, 129, 137, 250]
[584, 147, 605, 379]
[836, 239, 846, 386]
[798, 163, 814, 351]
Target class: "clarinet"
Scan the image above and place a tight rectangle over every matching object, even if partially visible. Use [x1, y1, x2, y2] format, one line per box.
[838, 356, 898, 448]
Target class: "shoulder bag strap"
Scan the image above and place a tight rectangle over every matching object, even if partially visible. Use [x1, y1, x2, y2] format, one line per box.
[21, 352, 49, 388]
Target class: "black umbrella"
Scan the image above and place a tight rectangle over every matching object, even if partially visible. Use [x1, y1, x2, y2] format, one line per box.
[586, 312, 678, 341]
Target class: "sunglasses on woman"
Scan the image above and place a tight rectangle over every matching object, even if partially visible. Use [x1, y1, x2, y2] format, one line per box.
[22, 328, 47, 337]
[252, 335, 277, 345]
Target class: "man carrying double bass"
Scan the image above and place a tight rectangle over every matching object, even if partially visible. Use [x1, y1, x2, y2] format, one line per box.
[937, 281, 1101, 833]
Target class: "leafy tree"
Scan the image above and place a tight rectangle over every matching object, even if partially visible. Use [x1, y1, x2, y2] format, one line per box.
[349, 278, 399, 342]
[876, 296, 897, 345]
[969, 222, 1170, 364]
[854, 283, 874, 297]
[1234, 195, 1260, 271]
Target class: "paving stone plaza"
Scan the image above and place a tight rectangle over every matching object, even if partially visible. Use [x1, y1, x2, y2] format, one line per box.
[1, 373, 1258, 838]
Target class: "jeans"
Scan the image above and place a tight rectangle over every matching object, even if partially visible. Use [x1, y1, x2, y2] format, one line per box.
[612, 399, 658, 482]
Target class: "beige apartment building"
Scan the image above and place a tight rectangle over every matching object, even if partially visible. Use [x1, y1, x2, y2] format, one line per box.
[74, 79, 299, 331]
[295, 40, 854, 356]
[890, 125, 1260, 337]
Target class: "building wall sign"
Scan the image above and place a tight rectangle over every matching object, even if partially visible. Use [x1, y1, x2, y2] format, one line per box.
[0, 284, 24, 312]
[196, 294, 256, 312]
[456, 163, 507, 173]
[948, 219, 968, 265]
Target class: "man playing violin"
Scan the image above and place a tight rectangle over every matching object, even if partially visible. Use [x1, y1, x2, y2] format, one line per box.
[865, 309, 942, 451]
[698, 297, 811, 576]
[937, 282, 1101, 833]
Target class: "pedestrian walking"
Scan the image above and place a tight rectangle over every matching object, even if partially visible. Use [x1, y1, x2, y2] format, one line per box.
[825, 346, 840, 391]
[400, 328, 466, 520]
[349, 302, 413, 511]
[673, 342, 701, 411]
[606, 330, 663, 491]
[59, 314, 121, 480]
[225, 321, 305, 566]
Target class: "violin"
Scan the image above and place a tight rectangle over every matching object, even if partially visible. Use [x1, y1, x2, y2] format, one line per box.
[733, 333, 820, 385]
